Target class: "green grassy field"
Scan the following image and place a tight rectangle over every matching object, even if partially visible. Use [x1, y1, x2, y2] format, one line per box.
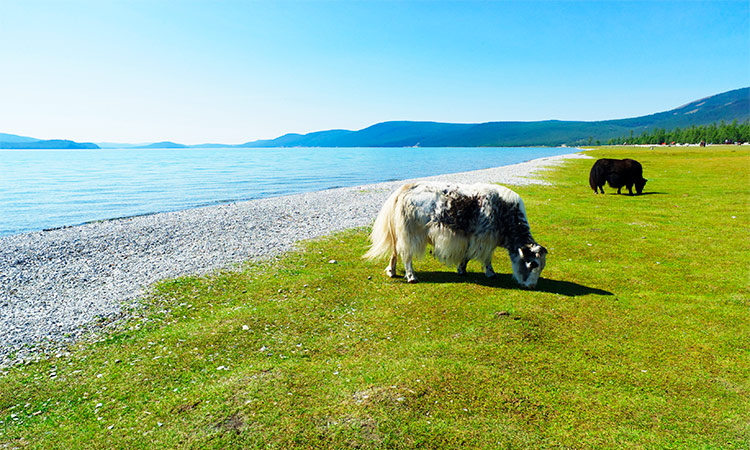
[1, 146, 748, 449]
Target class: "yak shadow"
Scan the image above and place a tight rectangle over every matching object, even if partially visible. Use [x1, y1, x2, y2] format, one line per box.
[603, 191, 667, 196]
[407, 271, 613, 297]
[533, 277, 613, 296]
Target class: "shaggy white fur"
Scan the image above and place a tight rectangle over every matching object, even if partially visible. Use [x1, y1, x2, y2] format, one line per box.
[364, 181, 546, 288]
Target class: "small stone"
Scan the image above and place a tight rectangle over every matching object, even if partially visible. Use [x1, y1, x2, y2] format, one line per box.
[328, 259, 337, 264]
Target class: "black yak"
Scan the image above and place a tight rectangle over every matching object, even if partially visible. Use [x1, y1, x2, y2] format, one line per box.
[589, 158, 647, 195]
[364, 182, 547, 288]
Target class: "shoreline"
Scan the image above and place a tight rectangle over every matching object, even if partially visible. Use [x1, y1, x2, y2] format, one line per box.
[0, 151, 590, 368]
[2, 146, 576, 238]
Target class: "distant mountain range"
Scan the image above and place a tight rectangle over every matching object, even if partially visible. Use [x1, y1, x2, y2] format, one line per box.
[131, 141, 189, 149]
[235, 87, 748, 148]
[0, 133, 99, 149]
[2, 87, 747, 149]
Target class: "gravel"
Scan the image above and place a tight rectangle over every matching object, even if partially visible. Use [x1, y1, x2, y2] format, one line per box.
[0, 152, 589, 368]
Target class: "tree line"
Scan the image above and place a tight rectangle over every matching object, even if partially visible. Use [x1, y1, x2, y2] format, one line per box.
[607, 120, 750, 145]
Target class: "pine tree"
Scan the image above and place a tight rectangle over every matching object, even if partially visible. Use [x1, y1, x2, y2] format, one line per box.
[607, 120, 749, 145]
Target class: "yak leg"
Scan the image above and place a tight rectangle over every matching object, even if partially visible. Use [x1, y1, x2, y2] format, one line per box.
[483, 261, 496, 278]
[457, 258, 469, 275]
[627, 184, 634, 195]
[385, 252, 398, 278]
[404, 255, 418, 283]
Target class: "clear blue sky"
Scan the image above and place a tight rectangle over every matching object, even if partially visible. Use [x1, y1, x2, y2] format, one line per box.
[1, 0, 748, 144]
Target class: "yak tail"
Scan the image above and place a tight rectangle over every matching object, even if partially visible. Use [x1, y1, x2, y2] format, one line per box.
[363, 184, 412, 260]
[588, 167, 598, 192]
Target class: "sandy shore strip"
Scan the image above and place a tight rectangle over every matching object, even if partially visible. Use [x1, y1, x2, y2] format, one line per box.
[0, 152, 590, 368]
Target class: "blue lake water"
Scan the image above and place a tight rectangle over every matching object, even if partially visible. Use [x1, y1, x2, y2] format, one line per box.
[1, 147, 575, 236]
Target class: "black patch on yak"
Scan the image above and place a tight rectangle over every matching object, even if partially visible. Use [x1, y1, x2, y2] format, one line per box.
[437, 193, 481, 234]
[491, 199, 532, 249]
[433, 189, 534, 251]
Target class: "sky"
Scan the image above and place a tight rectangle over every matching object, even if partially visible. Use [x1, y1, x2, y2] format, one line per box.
[0, 0, 748, 145]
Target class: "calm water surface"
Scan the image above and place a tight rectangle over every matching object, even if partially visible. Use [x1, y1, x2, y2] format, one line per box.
[1, 147, 575, 236]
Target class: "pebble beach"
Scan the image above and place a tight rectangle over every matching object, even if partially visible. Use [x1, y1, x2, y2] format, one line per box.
[0, 152, 589, 368]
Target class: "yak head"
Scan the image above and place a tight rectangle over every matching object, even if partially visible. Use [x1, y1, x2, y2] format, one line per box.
[509, 243, 547, 289]
[635, 177, 648, 195]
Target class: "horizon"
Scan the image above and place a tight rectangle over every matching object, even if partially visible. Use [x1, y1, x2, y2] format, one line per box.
[1, 1, 748, 145]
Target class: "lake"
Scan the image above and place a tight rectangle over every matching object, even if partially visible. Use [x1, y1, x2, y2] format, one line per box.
[1, 146, 575, 236]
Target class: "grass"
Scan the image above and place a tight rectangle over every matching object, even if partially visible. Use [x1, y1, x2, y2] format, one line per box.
[1, 145, 748, 449]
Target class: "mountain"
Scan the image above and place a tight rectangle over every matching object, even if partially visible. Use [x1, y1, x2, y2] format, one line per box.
[239, 87, 749, 147]
[3, 87, 746, 149]
[0, 132, 40, 143]
[189, 143, 236, 148]
[97, 142, 153, 149]
[0, 132, 99, 149]
[609, 87, 749, 130]
[131, 141, 188, 149]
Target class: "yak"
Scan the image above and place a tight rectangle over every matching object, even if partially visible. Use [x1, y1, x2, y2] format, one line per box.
[589, 158, 647, 195]
[364, 182, 547, 289]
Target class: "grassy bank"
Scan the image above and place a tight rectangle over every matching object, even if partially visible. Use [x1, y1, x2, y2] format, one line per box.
[1, 146, 748, 449]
